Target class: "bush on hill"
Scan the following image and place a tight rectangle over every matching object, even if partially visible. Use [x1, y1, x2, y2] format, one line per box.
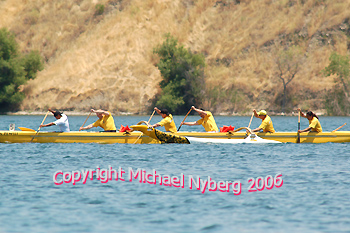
[0, 28, 43, 112]
[153, 33, 206, 114]
[323, 52, 350, 115]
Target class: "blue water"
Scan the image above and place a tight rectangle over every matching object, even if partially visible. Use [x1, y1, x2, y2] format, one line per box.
[0, 115, 349, 232]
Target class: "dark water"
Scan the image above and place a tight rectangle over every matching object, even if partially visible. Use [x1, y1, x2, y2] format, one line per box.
[0, 115, 349, 232]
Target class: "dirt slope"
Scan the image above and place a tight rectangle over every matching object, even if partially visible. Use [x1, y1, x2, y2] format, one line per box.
[1, 0, 349, 114]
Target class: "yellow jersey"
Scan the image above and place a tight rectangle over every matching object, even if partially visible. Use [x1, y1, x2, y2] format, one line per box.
[158, 114, 177, 133]
[196, 111, 219, 132]
[259, 115, 275, 133]
[93, 112, 117, 131]
[309, 117, 322, 132]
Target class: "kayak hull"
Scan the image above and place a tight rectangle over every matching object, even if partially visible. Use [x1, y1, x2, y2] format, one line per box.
[1, 127, 350, 144]
[0, 131, 159, 144]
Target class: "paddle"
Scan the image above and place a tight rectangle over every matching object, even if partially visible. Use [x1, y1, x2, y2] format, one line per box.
[18, 127, 35, 132]
[177, 108, 192, 131]
[30, 111, 50, 142]
[133, 110, 155, 144]
[332, 123, 347, 132]
[79, 111, 92, 131]
[231, 126, 253, 134]
[227, 113, 254, 135]
[241, 112, 255, 135]
[297, 111, 301, 143]
[247, 112, 254, 129]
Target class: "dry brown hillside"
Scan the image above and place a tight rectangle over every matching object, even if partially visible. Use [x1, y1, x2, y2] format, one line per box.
[1, 0, 350, 114]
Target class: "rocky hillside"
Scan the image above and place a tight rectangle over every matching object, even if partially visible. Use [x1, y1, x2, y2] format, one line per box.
[1, 0, 350, 114]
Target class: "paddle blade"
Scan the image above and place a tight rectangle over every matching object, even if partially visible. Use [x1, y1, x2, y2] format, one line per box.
[18, 127, 36, 132]
[296, 123, 301, 143]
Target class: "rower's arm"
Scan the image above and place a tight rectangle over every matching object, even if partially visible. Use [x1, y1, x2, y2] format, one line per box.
[253, 109, 259, 118]
[192, 106, 207, 116]
[298, 127, 311, 133]
[40, 122, 55, 128]
[92, 109, 110, 115]
[252, 127, 262, 132]
[80, 123, 94, 131]
[182, 121, 199, 126]
[152, 123, 161, 128]
[298, 108, 306, 118]
[154, 107, 161, 115]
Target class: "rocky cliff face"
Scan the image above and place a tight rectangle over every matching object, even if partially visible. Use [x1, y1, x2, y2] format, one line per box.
[1, 0, 349, 114]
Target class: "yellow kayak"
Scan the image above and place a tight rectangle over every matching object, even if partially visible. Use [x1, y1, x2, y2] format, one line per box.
[0, 130, 159, 144]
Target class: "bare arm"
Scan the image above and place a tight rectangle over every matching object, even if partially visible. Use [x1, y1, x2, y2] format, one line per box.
[152, 123, 161, 128]
[79, 123, 95, 131]
[40, 122, 55, 128]
[252, 127, 262, 132]
[253, 109, 260, 118]
[152, 108, 164, 128]
[298, 108, 306, 118]
[182, 121, 200, 126]
[92, 109, 110, 115]
[298, 127, 311, 133]
[154, 107, 161, 115]
[192, 106, 207, 116]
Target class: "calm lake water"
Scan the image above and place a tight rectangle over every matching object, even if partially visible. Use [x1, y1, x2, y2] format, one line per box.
[0, 115, 349, 232]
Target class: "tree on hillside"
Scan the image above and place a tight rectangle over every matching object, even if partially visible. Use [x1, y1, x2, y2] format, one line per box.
[322, 52, 350, 115]
[153, 33, 206, 114]
[0, 28, 43, 112]
[274, 45, 304, 113]
[323, 52, 350, 98]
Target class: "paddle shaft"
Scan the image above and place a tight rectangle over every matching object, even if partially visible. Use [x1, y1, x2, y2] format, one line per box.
[30, 111, 50, 142]
[79, 112, 92, 131]
[332, 123, 347, 132]
[297, 111, 301, 143]
[147, 110, 156, 124]
[133, 110, 156, 144]
[177, 109, 192, 131]
[247, 112, 254, 129]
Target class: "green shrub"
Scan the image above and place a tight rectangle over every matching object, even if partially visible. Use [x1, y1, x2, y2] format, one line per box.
[153, 33, 206, 114]
[95, 4, 105, 16]
[324, 85, 350, 116]
[0, 28, 44, 112]
[21, 50, 44, 80]
[323, 52, 350, 115]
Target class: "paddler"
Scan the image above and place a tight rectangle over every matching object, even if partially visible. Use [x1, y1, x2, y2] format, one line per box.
[180, 106, 219, 132]
[252, 109, 275, 133]
[151, 107, 177, 133]
[79, 109, 117, 132]
[297, 108, 322, 133]
[40, 108, 70, 132]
